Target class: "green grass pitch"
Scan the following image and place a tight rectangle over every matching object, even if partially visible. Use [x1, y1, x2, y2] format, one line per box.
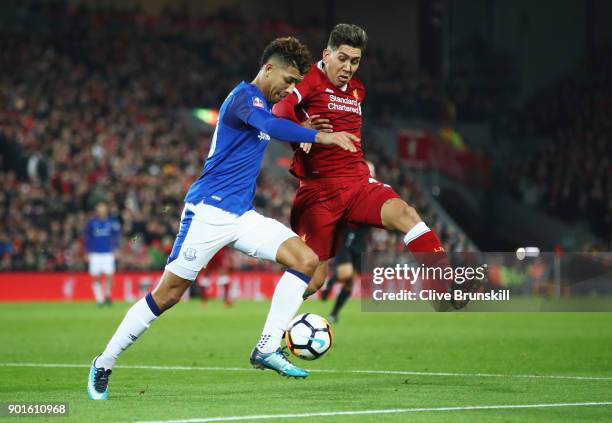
[0, 299, 611, 422]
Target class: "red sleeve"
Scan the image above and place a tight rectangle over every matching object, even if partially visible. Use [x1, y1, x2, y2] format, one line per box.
[272, 67, 316, 122]
[272, 91, 300, 123]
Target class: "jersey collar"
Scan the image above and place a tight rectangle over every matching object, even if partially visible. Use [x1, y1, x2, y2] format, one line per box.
[317, 60, 348, 92]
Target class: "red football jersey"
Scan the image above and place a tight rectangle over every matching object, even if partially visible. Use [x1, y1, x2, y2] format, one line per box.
[273, 61, 370, 180]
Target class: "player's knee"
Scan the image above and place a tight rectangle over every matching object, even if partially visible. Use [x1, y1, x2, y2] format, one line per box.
[337, 264, 353, 280]
[292, 249, 319, 276]
[394, 201, 420, 231]
[401, 202, 419, 220]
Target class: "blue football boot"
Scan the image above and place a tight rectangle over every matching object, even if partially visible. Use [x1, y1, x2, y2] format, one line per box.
[87, 356, 112, 400]
[250, 347, 309, 378]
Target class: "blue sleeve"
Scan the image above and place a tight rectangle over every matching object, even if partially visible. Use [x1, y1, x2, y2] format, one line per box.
[247, 109, 318, 143]
[228, 88, 318, 143]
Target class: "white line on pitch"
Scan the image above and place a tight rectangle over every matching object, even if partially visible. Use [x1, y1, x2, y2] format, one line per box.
[2, 362, 612, 381]
[134, 401, 612, 423]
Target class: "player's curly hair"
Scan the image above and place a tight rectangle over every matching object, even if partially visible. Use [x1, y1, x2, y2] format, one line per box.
[260, 37, 311, 74]
[328, 23, 368, 52]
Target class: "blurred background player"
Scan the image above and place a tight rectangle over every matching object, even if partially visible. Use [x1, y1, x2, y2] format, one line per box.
[320, 225, 368, 322]
[273, 24, 465, 306]
[198, 247, 233, 307]
[87, 36, 360, 400]
[84, 201, 121, 306]
[321, 161, 375, 322]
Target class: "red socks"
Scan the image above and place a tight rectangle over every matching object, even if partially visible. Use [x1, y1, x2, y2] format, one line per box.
[406, 229, 445, 257]
[405, 223, 451, 294]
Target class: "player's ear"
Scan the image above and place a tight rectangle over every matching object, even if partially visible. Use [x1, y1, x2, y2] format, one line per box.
[322, 48, 330, 63]
[262, 62, 274, 78]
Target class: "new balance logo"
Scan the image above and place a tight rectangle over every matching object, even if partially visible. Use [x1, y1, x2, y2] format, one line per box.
[258, 131, 270, 141]
[129, 334, 138, 341]
[325, 88, 334, 94]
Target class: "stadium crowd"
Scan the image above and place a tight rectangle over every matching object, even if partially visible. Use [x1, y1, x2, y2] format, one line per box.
[0, 2, 471, 271]
[507, 43, 612, 242]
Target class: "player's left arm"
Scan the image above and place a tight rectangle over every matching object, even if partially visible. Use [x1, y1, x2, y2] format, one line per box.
[230, 89, 357, 150]
[230, 89, 318, 143]
[247, 109, 357, 152]
[247, 108, 319, 143]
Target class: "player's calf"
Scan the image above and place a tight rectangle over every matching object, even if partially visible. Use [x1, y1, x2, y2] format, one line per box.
[387, 204, 457, 308]
[151, 271, 192, 311]
[303, 260, 328, 298]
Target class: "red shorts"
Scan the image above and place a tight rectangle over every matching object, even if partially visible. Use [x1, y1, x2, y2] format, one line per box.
[290, 177, 400, 260]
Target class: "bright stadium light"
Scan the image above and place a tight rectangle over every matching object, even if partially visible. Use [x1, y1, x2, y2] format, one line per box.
[193, 108, 219, 125]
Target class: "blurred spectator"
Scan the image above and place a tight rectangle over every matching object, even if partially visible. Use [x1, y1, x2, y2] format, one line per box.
[507, 44, 612, 245]
[0, 2, 474, 271]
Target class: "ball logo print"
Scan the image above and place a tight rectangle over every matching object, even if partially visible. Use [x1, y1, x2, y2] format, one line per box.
[285, 313, 333, 360]
[307, 335, 326, 349]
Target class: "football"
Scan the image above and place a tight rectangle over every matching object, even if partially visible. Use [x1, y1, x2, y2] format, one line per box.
[285, 313, 333, 360]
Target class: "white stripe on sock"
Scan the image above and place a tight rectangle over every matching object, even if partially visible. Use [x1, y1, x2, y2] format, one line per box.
[403, 222, 430, 245]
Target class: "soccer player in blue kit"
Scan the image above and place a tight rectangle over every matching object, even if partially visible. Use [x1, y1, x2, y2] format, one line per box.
[85, 201, 120, 306]
[87, 37, 358, 399]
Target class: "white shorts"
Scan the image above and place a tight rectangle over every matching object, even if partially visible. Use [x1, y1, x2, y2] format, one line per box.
[88, 253, 116, 276]
[165, 203, 297, 281]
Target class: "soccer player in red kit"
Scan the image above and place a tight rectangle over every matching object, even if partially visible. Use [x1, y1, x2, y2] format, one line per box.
[273, 24, 467, 306]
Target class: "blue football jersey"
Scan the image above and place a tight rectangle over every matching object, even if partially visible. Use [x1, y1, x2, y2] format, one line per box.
[185, 82, 274, 215]
[85, 217, 120, 253]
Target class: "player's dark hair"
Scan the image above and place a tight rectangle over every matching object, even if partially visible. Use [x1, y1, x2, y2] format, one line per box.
[327, 23, 368, 52]
[260, 37, 311, 74]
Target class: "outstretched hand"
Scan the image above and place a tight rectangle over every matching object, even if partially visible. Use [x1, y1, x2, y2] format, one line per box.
[302, 114, 333, 132]
[301, 115, 333, 154]
[315, 131, 359, 152]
